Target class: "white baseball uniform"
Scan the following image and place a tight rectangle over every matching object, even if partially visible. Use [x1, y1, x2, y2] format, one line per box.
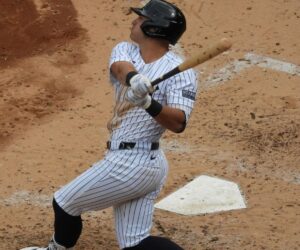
[54, 41, 197, 249]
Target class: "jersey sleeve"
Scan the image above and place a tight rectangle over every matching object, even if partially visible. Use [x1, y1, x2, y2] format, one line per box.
[109, 42, 134, 67]
[165, 69, 198, 122]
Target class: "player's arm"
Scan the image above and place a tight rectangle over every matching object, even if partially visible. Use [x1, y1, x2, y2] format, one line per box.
[126, 70, 197, 133]
[126, 90, 187, 133]
[152, 105, 186, 133]
[110, 62, 136, 86]
[111, 62, 154, 97]
[112, 61, 185, 132]
[109, 42, 153, 95]
[155, 71, 196, 133]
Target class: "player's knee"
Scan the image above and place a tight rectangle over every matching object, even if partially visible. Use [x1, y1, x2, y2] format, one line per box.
[52, 198, 82, 248]
[123, 236, 184, 250]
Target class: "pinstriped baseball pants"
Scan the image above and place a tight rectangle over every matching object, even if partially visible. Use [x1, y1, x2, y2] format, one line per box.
[54, 148, 168, 249]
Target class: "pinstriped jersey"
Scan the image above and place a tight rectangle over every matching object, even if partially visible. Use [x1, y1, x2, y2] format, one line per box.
[108, 41, 198, 142]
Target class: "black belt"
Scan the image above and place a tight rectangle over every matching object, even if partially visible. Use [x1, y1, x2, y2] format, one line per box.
[106, 141, 159, 150]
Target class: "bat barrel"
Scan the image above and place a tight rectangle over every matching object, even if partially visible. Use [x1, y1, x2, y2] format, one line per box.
[178, 38, 232, 72]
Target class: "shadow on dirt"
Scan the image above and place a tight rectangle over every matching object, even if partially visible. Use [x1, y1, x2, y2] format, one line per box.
[0, 0, 87, 150]
[0, 0, 85, 64]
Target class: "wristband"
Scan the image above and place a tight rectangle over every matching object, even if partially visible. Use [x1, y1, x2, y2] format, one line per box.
[125, 71, 138, 86]
[145, 98, 163, 117]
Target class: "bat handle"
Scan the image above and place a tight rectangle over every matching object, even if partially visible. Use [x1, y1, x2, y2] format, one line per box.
[151, 67, 180, 87]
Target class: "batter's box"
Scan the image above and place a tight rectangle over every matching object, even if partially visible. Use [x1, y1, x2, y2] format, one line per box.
[155, 175, 246, 215]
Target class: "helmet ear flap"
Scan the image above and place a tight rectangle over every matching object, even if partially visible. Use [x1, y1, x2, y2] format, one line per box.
[141, 19, 170, 40]
[141, 20, 161, 36]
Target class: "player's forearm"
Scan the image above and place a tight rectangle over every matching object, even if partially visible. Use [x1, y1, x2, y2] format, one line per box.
[110, 61, 136, 85]
[153, 106, 186, 133]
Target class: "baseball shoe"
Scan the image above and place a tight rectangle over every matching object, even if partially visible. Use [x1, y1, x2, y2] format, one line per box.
[20, 238, 74, 250]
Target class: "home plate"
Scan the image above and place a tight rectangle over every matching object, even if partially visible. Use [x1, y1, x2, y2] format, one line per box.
[155, 175, 246, 215]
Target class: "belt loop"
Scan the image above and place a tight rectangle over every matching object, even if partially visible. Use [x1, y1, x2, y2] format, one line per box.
[119, 142, 125, 149]
[151, 142, 159, 150]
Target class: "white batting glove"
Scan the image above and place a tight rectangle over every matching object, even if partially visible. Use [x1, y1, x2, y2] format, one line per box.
[129, 74, 154, 97]
[125, 89, 152, 109]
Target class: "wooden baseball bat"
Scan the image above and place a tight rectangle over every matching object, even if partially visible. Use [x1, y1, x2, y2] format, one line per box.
[151, 38, 232, 87]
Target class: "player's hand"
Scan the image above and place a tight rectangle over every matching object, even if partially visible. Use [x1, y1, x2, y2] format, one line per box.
[126, 89, 151, 109]
[129, 74, 154, 97]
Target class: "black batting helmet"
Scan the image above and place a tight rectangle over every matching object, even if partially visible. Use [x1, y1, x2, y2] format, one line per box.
[131, 0, 186, 45]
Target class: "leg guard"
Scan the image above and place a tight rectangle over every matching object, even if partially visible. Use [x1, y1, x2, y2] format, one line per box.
[52, 198, 82, 248]
[123, 236, 184, 250]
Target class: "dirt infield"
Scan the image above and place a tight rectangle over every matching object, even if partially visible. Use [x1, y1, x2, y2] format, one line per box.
[0, 0, 299, 249]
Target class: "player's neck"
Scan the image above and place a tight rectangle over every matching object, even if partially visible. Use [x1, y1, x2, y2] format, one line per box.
[139, 40, 169, 64]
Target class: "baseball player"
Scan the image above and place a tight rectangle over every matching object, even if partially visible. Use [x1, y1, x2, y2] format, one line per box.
[21, 0, 197, 249]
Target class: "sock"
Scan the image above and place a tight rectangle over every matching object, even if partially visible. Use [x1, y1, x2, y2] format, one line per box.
[52, 198, 82, 248]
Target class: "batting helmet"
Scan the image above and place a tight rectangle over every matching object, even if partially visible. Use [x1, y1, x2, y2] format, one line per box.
[131, 0, 186, 45]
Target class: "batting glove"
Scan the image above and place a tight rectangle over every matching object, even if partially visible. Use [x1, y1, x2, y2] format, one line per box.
[125, 89, 152, 109]
[127, 73, 154, 97]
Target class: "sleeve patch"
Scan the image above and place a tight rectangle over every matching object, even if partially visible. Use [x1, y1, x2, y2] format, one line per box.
[182, 90, 196, 101]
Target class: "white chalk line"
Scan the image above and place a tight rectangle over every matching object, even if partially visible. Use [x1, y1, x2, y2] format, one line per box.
[1, 190, 52, 207]
[202, 53, 300, 89]
[245, 53, 300, 75]
[0, 190, 112, 218]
